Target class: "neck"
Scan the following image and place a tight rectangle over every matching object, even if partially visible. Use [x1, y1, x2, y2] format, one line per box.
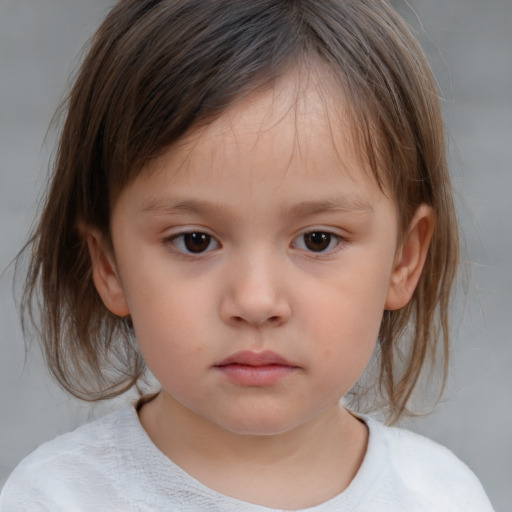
[139, 392, 368, 509]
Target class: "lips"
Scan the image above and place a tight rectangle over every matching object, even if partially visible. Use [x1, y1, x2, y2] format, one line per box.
[214, 350, 299, 386]
[215, 350, 296, 367]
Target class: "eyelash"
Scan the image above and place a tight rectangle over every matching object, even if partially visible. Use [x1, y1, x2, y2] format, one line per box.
[167, 232, 220, 255]
[165, 230, 344, 256]
[292, 231, 343, 254]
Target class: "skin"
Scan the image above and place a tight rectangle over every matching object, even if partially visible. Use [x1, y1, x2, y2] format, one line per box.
[87, 73, 434, 509]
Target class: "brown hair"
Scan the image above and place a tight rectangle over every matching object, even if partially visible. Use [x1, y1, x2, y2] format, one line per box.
[21, 0, 459, 422]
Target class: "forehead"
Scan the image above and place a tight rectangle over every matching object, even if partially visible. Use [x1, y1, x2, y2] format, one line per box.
[146, 71, 377, 186]
[116, 70, 390, 218]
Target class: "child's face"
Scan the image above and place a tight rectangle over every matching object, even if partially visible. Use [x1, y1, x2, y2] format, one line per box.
[102, 76, 403, 436]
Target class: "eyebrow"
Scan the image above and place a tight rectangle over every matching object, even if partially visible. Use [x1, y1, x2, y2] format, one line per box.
[288, 197, 375, 217]
[140, 196, 374, 217]
[141, 198, 229, 216]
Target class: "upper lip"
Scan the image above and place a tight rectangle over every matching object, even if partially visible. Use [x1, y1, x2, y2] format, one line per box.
[214, 350, 298, 367]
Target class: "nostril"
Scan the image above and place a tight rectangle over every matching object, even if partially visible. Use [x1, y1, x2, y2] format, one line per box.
[260, 315, 283, 326]
[230, 315, 282, 326]
[221, 292, 291, 327]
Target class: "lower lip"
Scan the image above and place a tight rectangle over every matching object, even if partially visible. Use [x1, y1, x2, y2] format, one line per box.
[215, 364, 297, 386]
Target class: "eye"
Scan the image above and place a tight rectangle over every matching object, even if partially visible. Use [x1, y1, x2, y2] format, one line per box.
[170, 232, 220, 254]
[293, 231, 341, 253]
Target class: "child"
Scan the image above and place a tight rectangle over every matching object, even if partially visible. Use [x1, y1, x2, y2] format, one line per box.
[0, 0, 494, 510]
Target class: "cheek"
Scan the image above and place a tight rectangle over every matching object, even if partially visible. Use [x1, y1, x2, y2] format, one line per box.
[304, 268, 388, 342]
[122, 272, 216, 376]
[315, 296, 380, 367]
[298, 269, 388, 388]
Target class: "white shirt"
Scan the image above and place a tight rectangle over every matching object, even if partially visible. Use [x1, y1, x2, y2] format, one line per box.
[0, 404, 494, 511]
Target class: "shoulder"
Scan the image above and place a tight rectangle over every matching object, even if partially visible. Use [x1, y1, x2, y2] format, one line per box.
[365, 417, 494, 511]
[0, 406, 131, 511]
[5, 405, 121, 477]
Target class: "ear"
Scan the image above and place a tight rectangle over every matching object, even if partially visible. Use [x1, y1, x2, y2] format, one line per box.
[385, 205, 435, 311]
[82, 227, 130, 317]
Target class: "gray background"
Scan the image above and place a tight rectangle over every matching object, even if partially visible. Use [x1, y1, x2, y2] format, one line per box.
[1, 0, 511, 510]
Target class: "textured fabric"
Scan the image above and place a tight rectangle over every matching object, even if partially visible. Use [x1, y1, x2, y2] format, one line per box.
[0, 404, 494, 511]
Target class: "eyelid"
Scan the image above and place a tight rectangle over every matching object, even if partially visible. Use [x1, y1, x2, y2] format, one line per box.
[165, 228, 221, 256]
[163, 226, 347, 257]
[291, 228, 346, 254]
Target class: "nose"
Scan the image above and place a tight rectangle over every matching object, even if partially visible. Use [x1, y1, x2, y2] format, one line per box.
[219, 253, 291, 328]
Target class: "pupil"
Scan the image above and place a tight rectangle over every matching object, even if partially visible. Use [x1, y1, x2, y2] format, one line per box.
[184, 233, 210, 252]
[305, 232, 330, 251]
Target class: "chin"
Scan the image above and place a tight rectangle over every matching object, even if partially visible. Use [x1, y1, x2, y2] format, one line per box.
[215, 411, 306, 438]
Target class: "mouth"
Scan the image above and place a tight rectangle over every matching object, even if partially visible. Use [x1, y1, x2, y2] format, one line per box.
[213, 350, 299, 387]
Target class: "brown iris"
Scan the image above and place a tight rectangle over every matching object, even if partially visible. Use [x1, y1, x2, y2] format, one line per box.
[303, 232, 332, 252]
[183, 232, 211, 253]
